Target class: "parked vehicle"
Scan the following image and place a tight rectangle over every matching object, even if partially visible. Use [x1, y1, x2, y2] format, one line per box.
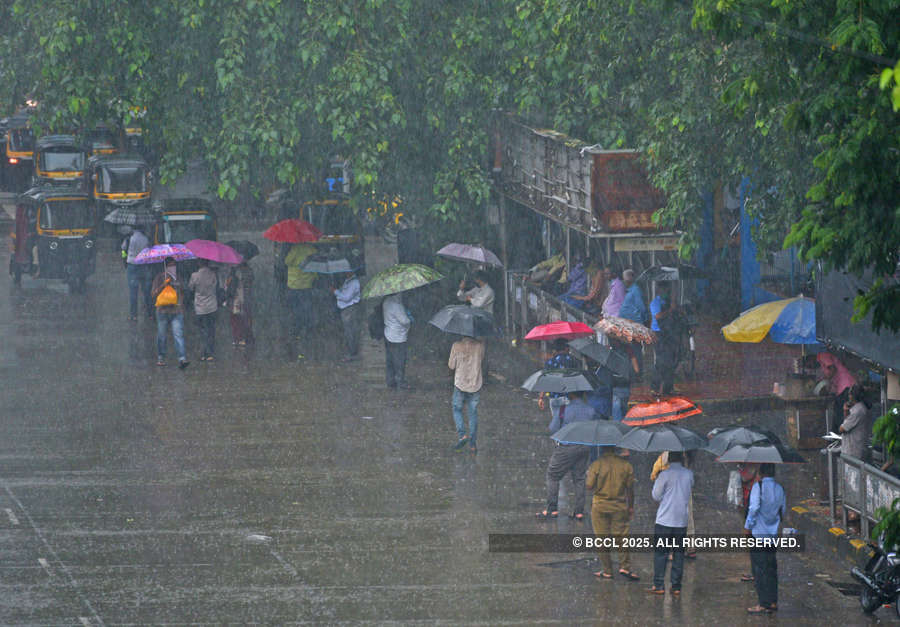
[153, 198, 217, 293]
[301, 198, 366, 276]
[32, 135, 87, 190]
[83, 125, 118, 157]
[852, 536, 900, 616]
[2, 110, 35, 192]
[9, 186, 96, 291]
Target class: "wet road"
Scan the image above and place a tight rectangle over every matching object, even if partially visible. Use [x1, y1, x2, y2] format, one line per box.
[0, 217, 884, 624]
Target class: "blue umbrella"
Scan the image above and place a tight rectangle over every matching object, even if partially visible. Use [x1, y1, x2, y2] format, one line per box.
[722, 296, 818, 345]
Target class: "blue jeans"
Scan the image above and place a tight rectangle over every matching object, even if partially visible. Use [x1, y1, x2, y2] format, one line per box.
[157, 312, 186, 361]
[452, 387, 480, 446]
[611, 386, 630, 421]
[127, 264, 152, 318]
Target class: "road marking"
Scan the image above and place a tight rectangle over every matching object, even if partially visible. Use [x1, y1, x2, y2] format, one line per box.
[791, 506, 808, 514]
[269, 549, 298, 577]
[828, 527, 846, 536]
[5, 508, 19, 525]
[38, 557, 53, 577]
[2, 481, 105, 626]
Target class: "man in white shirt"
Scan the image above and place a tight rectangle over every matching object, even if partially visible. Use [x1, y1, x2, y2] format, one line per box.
[648, 451, 694, 595]
[382, 293, 411, 389]
[457, 271, 494, 314]
[332, 271, 361, 361]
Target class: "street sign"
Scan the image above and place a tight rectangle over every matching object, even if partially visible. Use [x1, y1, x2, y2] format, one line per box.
[614, 236, 679, 252]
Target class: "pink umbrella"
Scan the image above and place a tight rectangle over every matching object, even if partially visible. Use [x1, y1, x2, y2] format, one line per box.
[133, 243, 196, 265]
[185, 239, 243, 264]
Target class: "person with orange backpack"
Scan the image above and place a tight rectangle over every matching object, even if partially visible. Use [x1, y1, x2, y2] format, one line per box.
[151, 257, 190, 369]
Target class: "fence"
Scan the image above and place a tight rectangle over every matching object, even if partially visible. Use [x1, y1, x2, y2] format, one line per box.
[505, 271, 599, 341]
[834, 452, 900, 539]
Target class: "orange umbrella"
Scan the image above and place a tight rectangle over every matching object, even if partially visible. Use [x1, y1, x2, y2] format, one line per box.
[622, 397, 702, 426]
[524, 321, 595, 341]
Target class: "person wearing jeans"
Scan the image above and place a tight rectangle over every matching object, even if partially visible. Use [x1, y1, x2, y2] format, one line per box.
[151, 257, 190, 369]
[189, 259, 219, 361]
[448, 336, 485, 453]
[123, 227, 152, 320]
[648, 451, 693, 595]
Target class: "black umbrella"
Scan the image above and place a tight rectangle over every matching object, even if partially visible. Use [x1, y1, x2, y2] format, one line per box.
[521, 369, 600, 394]
[301, 256, 355, 274]
[637, 264, 707, 283]
[618, 424, 707, 452]
[567, 338, 632, 378]
[224, 240, 260, 261]
[103, 205, 160, 226]
[428, 304, 496, 337]
[716, 442, 806, 464]
[551, 420, 631, 446]
[705, 425, 783, 456]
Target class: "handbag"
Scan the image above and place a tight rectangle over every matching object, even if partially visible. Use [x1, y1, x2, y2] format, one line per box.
[155, 283, 178, 307]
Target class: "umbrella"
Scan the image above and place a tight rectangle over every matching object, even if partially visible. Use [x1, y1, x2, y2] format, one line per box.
[567, 338, 632, 378]
[721, 296, 817, 344]
[361, 263, 444, 299]
[637, 264, 707, 283]
[225, 240, 259, 260]
[262, 219, 322, 243]
[428, 305, 496, 338]
[185, 239, 243, 264]
[521, 369, 601, 394]
[551, 420, 631, 446]
[716, 442, 806, 464]
[301, 256, 355, 274]
[594, 316, 656, 345]
[524, 321, 595, 341]
[623, 397, 703, 426]
[132, 243, 196, 265]
[436, 243, 503, 267]
[705, 425, 783, 456]
[103, 205, 160, 226]
[618, 424, 707, 452]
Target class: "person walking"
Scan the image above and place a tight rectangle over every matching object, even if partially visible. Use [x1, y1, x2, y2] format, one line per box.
[586, 447, 638, 580]
[382, 293, 411, 389]
[188, 259, 219, 361]
[745, 463, 786, 614]
[123, 225, 153, 320]
[151, 257, 189, 369]
[332, 270, 362, 361]
[537, 391, 597, 521]
[448, 335, 485, 454]
[648, 451, 693, 595]
[457, 270, 495, 314]
[225, 260, 254, 346]
[651, 450, 697, 559]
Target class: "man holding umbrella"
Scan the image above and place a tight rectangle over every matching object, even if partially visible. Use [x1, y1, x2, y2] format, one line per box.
[744, 463, 786, 614]
[448, 334, 485, 454]
[648, 451, 693, 595]
[123, 225, 153, 321]
[586, 447, 637, 580]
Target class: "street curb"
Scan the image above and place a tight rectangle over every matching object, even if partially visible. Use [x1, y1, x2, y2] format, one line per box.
[790, 499, 872, 569]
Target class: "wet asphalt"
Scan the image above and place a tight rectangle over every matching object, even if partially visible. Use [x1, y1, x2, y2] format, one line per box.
[0, 210, 887, 624]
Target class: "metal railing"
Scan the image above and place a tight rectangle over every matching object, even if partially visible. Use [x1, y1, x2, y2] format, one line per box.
[835, 452, 900, 539]
[505, 271, 599, 339]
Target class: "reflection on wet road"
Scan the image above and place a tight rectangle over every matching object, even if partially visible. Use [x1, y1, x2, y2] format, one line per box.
[0, 229, 872, 624]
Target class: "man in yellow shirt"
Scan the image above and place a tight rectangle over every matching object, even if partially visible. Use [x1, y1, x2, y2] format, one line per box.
[285, 243, 317, 352]
[585, 447, 638, 580]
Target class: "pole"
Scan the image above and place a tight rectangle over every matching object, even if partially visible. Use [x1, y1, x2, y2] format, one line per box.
[499, 195, 510, 335]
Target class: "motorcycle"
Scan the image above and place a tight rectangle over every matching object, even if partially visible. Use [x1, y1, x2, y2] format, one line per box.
[851, 535, 900, 615]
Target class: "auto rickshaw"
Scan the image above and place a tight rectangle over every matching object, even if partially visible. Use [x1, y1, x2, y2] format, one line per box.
[153, 198, 217, 286]
[83, 125, 118, 157]
[301, 198, 367, 276]
[9, 186, 96, 291]
[3, 111, 35, 192]
[32, 135, 87, 190]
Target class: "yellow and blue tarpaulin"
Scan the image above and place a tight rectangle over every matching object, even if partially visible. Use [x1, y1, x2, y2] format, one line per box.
[722, 296, 817, 344]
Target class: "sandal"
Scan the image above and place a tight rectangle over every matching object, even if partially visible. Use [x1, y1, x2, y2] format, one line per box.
[571, 513, 585, 521]
[740, 574, 755, 582]
[594, 571, 613, 579]
[747, 605, 771, 614]
[619, 570, 640, 581]
[535, 510, 559, 519]
[646, 586, 665, 595]
[671, 589, 681, 597]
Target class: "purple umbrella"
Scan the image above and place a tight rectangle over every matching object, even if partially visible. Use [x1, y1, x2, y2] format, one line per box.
[436, 243, 503, 267]
[185, 239, 243, 265]
[133, 243, 196, 265]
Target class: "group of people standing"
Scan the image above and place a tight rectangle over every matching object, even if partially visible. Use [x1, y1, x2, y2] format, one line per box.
[121, 227, 255, 368]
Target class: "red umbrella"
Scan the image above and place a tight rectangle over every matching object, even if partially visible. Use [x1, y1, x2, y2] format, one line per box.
[622, 397, 703, 426]
[524, 321, 595, 341]
[262, 219, 322, 243]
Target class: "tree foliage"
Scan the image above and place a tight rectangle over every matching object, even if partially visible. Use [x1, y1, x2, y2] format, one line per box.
[1, 0, 897, 328]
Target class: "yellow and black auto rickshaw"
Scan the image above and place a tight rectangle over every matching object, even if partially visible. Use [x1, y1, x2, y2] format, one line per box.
[32, 135, 88, 190]
[83, 125, 118, 157]
[2, 111, 35, 192]
[301, 198, 367, 276]
[9, 187, 96, 291]
[153, 197, 217, 283]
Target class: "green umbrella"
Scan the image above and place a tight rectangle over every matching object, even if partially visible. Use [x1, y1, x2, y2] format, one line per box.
[361, 263, 444, 299]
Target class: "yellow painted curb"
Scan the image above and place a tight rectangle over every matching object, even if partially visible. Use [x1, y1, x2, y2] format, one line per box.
[829, 527, 846, 537]
[849, 539, 866, 551]
[792, 506, 808, 514]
